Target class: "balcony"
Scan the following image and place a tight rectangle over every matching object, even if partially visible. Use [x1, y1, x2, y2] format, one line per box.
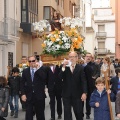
[96, 32, 107, 38]
[97, 48, 107, 54]
[0, 17, 19, 41]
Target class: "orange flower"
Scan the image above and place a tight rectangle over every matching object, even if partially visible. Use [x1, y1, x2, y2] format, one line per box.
[19, 64, 22, 68]
[41, 43, 46, 48]
[78, 36, 82, 42]
[50, 37, 56, 42]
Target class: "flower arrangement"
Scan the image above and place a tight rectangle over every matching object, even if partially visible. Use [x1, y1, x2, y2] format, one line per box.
[19, 62, 29, 76]
[41, 28, 83, 57]
[33, 20, 51, 32]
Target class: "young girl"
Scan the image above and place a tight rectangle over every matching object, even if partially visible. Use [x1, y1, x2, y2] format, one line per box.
[0, 76, 9, 120]
[89, 77, 115, 120]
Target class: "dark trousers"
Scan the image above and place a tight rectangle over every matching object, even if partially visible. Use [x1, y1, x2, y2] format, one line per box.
[19, 94, 26, 110]
[25, 97, 45, 120]
[85, 88, 94, 116]
[0, 117, 6, 120]
[49, 89, 62, 119]
[85, 92, 91, 116]
[63, 97, 83, 120]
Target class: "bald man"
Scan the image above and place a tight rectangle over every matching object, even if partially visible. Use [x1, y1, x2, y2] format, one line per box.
[59, 51, 87, 120]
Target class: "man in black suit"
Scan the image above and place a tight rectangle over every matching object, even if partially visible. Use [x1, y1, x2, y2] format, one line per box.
[113, 58, 120, 68]
[83, 53, 100, 119]
[20, 56, 47, 120]
[59, 51, 87, 120]
[47, 64, 62, 120]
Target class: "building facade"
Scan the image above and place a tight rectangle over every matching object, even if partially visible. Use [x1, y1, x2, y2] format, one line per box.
[0, 0, 33, 76]
[110, 0, 120, 58]
[92, 8, 115, 59]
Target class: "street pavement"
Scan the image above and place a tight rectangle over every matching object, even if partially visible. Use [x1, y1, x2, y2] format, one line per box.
[6, 97, 118, 120]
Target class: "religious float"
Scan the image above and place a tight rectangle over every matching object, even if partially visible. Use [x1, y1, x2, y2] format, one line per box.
[33, 17, 86, 64]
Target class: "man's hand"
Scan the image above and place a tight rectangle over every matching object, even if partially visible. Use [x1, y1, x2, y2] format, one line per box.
[62, 60, 69, 68]
[95, 102, 99, 107]
[1, 107, 5, 112]
[81, 93, 87, 101]
[21, 95, 27, 102]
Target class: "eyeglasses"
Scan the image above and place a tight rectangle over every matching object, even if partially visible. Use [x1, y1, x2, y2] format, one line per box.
[29, 60, 35, 63]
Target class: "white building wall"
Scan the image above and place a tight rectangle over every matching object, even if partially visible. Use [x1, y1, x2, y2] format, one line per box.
[84, 32, 94, 54]
[0, 0, 20, 76]
[106, 38, 115, 53]
[106, 23, 115, 37]
[92, 0, 110, 8]
[0, 0, 4, 20]
[85, 0, 92, 27]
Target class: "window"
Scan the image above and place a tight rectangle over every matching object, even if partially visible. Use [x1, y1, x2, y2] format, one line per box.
[22, 0, 26, 9]
[21, 0, 38, 23]
[44, 6, 50, 20]
[22, 43, 28, 57]
[98, 25, 105, 32]
[98, 42, 105, 48]
[28, 12, 30, 23]
[22, 11, 26, 22]
[98, 41, 106, 53]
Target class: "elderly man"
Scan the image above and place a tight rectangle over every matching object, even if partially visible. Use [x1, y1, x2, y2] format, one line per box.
[59, 51, 87, 120]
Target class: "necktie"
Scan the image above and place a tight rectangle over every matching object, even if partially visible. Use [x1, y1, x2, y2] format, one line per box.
[71, 65, 74, 73]
[31, 68, 34, 81]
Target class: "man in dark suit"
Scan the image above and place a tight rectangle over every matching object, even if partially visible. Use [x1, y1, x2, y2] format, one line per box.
[47, 64, 62, 120]
[113, 58, 120, 69]
[20, 56, 47, 120]
[59, 51, 87, 120]
[83, 53, 100, 119]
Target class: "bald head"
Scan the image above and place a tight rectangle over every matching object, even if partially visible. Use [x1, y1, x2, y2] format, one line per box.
[69, 51, 78, 65]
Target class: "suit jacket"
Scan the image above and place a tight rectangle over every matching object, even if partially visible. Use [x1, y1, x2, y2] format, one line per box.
[47, 65, 63, 92]
[59, 64, 87, 98]
[84, 62, 100, 92]
[20, 66, 47, 101]
[110, 76, 119, 95]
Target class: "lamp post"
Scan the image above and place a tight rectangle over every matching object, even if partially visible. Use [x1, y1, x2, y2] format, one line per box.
[94, 46, 97, 60]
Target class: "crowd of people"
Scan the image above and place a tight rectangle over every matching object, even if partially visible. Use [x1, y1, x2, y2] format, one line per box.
[0, 52, 120, 120]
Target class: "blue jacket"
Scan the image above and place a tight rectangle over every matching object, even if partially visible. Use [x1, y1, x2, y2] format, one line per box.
[89, 89, 115, 120]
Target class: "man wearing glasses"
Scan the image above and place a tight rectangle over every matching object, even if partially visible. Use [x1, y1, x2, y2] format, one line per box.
[59, 51, 87, 120]
[20, 56, 47, 120]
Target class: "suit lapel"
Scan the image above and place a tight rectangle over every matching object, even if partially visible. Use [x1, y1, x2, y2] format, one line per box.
[73, 64, 79, 74]
[28, 67, 33, 82]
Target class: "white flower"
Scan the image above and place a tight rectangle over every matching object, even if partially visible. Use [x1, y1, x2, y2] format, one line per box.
[62, 37, 68, 42]
[55, 45, 60, 50]
[56, 38, 60, 42]
[65, 43, 71, 49]
[47, 41, 53, 47]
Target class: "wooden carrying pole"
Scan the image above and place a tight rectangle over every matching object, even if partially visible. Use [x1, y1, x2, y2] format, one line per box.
[104, 71, 114, 120]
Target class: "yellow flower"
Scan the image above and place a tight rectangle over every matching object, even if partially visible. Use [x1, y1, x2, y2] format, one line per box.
[26, 62, 29, 66]
[50, 37, 56, 42]
[19, 64, 22, 68]
[41, 43, 46, 48]
[59, 41, 62, 45]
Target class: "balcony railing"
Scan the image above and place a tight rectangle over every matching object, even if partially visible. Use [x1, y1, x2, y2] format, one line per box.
[97, 48, 107, 54]
[0, 17, 19, 40]
[96, 32, 107, 38]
